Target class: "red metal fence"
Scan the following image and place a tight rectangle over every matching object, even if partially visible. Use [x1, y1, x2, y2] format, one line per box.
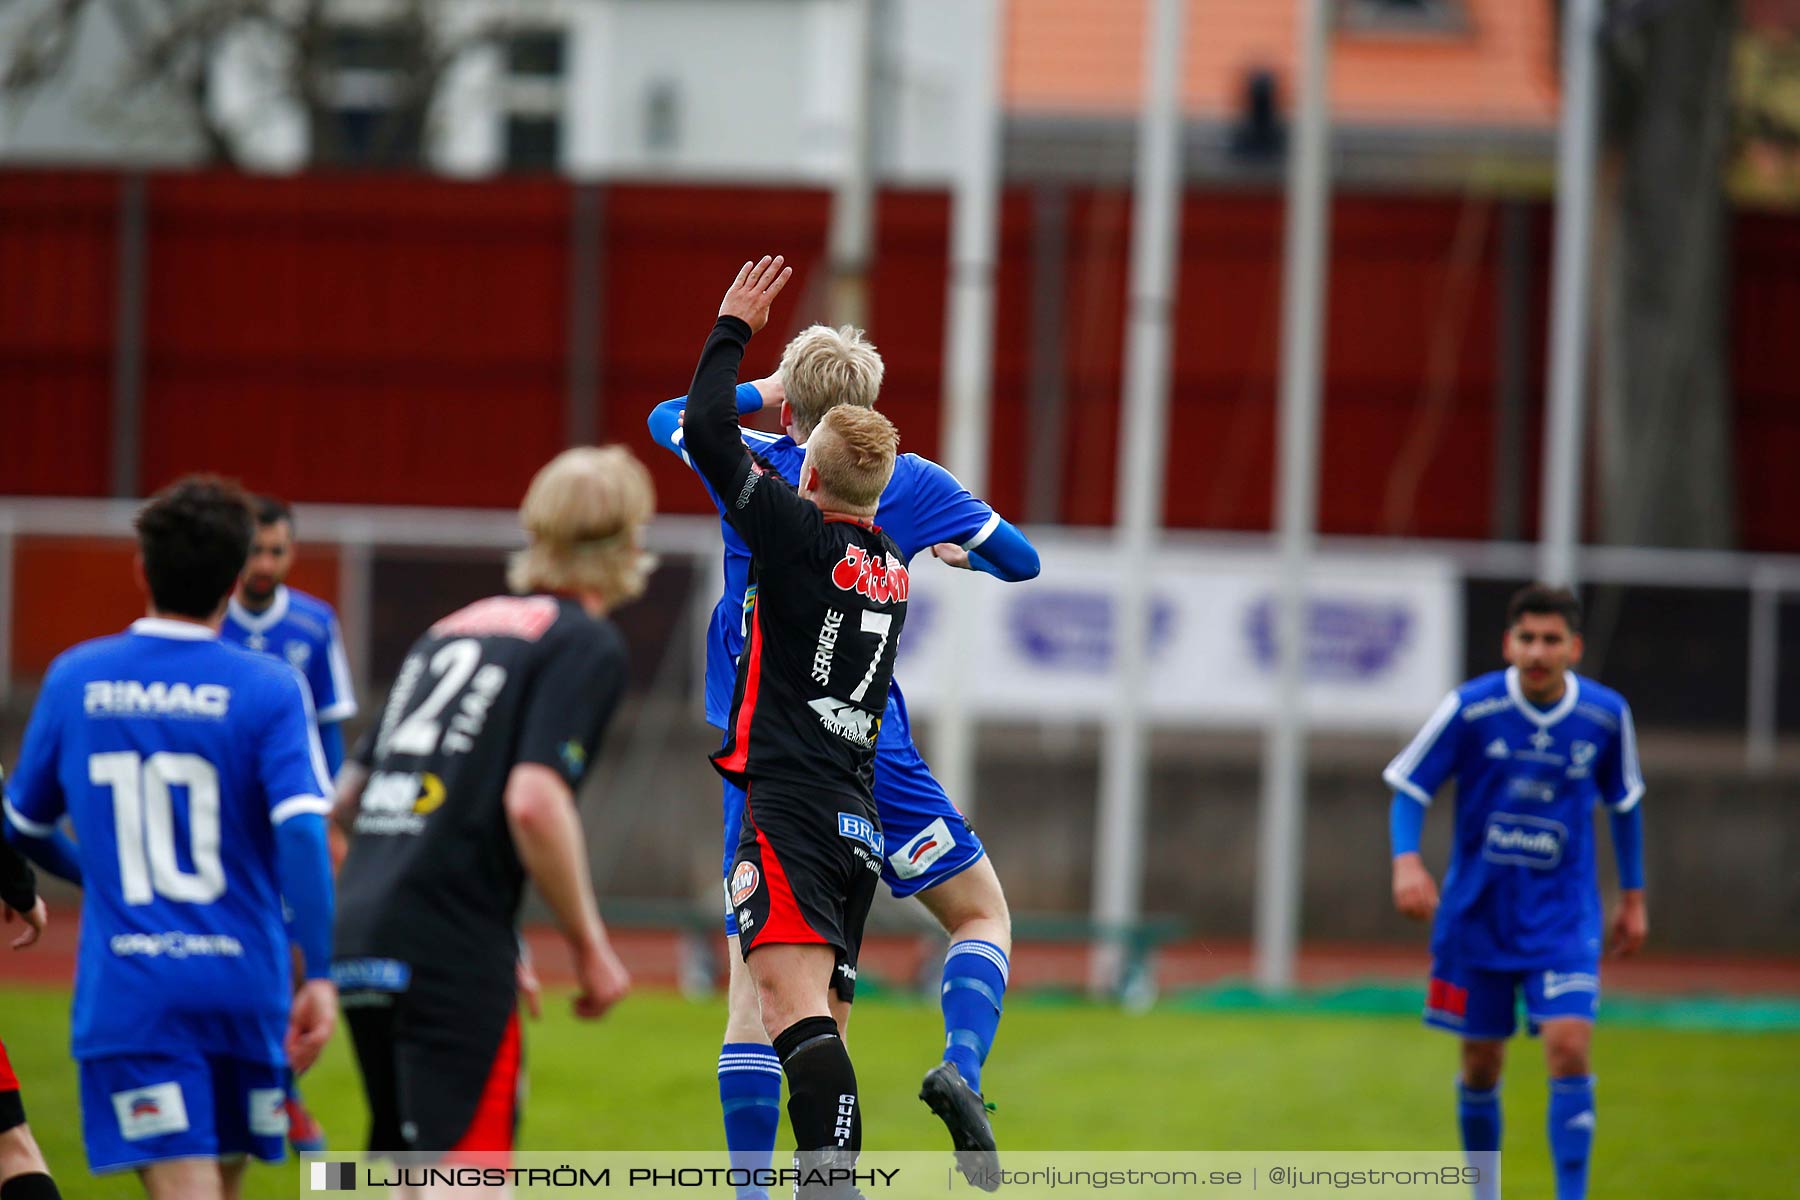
[3, 168, 1796, 548]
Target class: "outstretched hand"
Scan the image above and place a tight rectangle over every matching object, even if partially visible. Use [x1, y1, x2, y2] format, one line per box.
[719, 256, 793, 334]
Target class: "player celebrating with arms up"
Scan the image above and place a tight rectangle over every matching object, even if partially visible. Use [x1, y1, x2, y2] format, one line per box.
[1386, 585, 1648, 1200]
[684, 256, 904, 1195]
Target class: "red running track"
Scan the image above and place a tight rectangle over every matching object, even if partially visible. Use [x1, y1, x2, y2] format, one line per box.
[4, 910, 1796, 998]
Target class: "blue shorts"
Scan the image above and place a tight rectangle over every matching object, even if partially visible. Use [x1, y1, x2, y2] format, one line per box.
[1424, 957, 1601, 1041]
[79, 1052, 287, 1173]
[720, 737, 987, 936]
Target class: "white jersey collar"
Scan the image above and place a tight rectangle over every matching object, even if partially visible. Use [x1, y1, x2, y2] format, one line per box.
[130, 618, 218, 641]
[228, 585, 290, 634]
[1505, 666, 1580, 727]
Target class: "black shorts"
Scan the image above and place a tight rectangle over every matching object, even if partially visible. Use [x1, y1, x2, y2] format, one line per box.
[0, 1036, 23, 1133]
[339, 964, 522, 1159]
[731, 786, 881, 1003]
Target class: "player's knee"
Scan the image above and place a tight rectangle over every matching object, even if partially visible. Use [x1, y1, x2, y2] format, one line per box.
[1460, 1041, 1504, 1090]
[1544, 1034, 1590, 1078]
[921, 861, 1011, 945]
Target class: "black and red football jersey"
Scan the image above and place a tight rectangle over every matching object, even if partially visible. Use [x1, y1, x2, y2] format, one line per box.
[684, 317, 908, 801]
[335, 595, 627, 985]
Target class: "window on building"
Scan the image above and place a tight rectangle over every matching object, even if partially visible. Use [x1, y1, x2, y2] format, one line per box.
[502, 28, 567, 173]
[317, 24, 424, 167]
[1337, 0, 1471, 36]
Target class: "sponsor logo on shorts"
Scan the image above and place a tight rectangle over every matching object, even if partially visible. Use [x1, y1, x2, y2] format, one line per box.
[1482, 813, 1566, 869]
[331, 958, 412, 993]
[1425, 977, 1469, 1022]
[737, 907, 755, 933]
[113, 1081, 190, 1141]
[838, 813, 882, 855]
[249, 1087, 289, 1138]
[731, 861, 761, 906]
[1542, 969, 1599, 999]
[888, 817, 955, 880]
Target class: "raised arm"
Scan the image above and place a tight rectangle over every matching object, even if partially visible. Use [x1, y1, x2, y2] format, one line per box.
[683, 256, 794, 492]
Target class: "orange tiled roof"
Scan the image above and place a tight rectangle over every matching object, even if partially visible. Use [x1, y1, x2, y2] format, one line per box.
[1004, 0, 1560, 128]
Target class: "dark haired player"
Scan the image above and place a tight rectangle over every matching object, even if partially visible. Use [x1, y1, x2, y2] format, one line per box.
[219, 494, 355, 1153]
[1386, 585, 1648, 1200]
[5, 476, 337, 1200]
[222, 496, 357, 778]
[683, 256, 907, 1192]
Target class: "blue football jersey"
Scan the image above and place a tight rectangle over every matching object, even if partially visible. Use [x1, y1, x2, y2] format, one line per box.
[672, 425, 998, 747]
[222, 585, 357, 725]
[1384, 667, 1644, 970]
[4, 619, 332, 1064]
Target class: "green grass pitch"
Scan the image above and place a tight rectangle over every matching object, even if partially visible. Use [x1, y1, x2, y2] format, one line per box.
[3, 985, 1794, 1198]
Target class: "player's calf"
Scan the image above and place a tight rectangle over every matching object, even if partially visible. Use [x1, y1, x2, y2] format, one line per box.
[1540, 1019, 1596, 1200]
[0, 1122, 59, 1200]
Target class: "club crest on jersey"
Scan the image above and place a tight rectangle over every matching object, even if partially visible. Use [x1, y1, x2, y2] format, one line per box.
[830, 544, 910, 604]
[730, 861, 761, 906]
[888, 817, 955, 880]
[284, 640, 312, 670]
[837, 813, 882, 855]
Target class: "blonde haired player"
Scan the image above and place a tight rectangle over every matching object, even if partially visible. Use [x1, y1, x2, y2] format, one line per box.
[331, 446, 651, 1190]
[777, 324, 885, 437]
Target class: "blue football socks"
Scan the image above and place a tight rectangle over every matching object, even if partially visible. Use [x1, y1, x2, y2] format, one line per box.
[1457, 1080, 1502, 1200]
[717, 1043, 782, 1199]
[1547, 1074, 1596, 1200]
[940, 940, 1009, 1094]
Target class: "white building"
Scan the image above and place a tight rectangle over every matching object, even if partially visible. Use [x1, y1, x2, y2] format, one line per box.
[0, 0, 998, 186]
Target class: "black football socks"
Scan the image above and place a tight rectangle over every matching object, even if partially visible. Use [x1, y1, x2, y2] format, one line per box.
[773, 1015, 861, 1154]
